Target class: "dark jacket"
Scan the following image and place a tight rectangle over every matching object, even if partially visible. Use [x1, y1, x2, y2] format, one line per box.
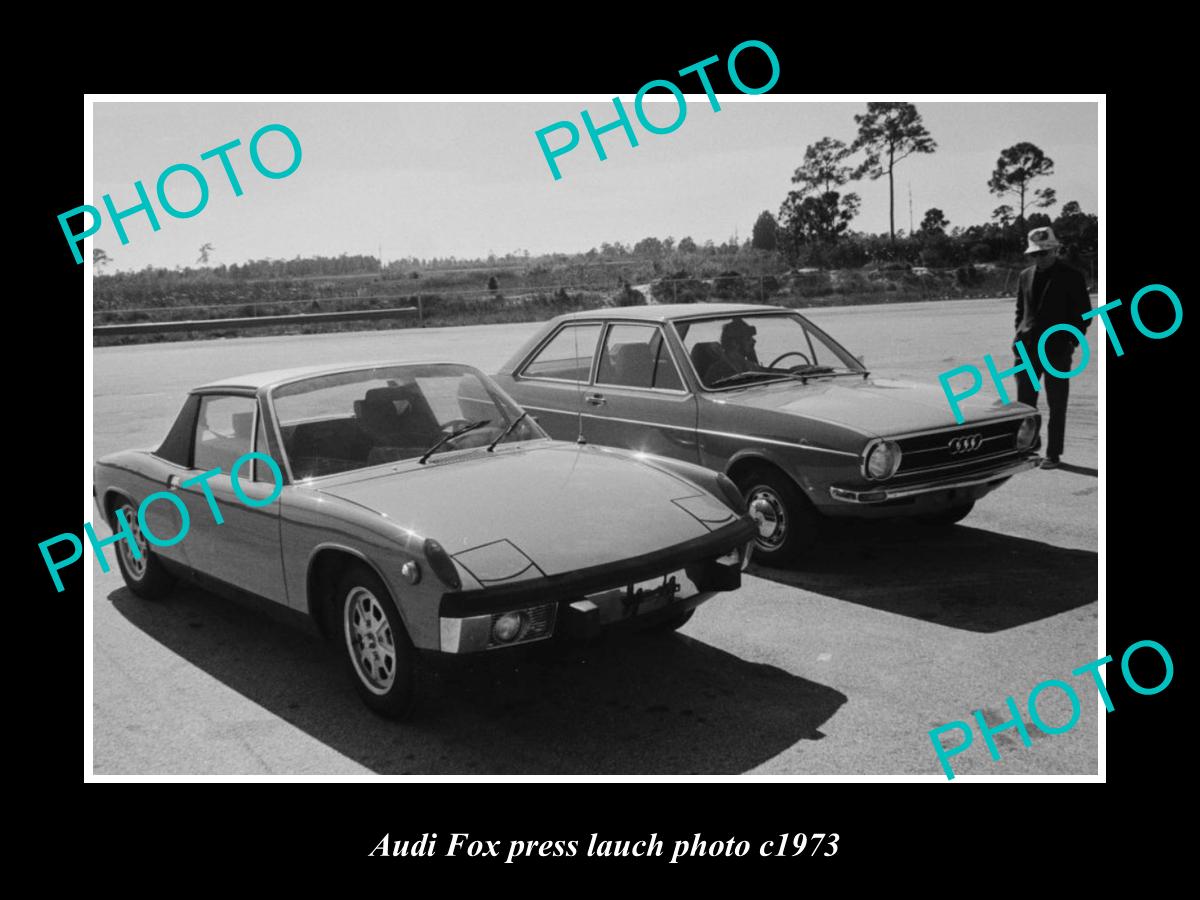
[1014, 259, 1093, 355]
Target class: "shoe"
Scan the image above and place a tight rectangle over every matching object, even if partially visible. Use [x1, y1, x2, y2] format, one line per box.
[1041, 457, 1061, 470]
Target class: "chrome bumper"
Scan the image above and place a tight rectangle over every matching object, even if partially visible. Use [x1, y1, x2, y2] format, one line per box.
[829, 456, 1040, 504]
[439, 549, 746, 653]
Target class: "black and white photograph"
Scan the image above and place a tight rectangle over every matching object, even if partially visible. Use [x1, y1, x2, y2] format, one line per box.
[79, 94, 1104, 780]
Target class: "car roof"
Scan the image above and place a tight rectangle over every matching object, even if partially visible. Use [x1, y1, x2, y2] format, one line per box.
[193, 360, 468, 392]
[555, 302, 789, 323]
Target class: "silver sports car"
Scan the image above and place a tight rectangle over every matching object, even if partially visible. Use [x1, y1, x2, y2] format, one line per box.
[92, 361, 756, 718]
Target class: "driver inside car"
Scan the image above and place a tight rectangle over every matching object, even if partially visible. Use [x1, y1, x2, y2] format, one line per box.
[705, 317, 765, 383]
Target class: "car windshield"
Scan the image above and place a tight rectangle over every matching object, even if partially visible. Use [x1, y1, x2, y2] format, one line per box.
[674, 312, 866, 390]
[270, 363, 546, 479]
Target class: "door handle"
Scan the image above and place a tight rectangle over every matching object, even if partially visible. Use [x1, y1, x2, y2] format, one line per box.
[585, 393, 606, 406]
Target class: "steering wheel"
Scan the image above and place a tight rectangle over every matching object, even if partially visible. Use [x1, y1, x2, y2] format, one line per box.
[440, 418, 472, 433]
[768, 351, 812, 369]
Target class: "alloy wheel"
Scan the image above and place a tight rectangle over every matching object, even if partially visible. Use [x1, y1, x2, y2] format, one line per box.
[344, 587, 397, 695]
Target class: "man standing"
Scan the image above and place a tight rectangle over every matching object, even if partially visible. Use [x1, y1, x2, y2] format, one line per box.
[1013, 226, 1093, 469]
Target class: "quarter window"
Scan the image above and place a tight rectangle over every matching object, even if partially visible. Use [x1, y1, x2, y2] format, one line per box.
[520, 324, 602, 382]
[193, 395, 256, 472]
[596, 324, 684, 391]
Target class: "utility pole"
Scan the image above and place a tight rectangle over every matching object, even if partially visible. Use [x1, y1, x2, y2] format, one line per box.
[908, 183, 914, 235]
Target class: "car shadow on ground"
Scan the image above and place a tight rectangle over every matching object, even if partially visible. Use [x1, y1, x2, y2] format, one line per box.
[751, 522, 1097, 633]
[1057, 462, 1098, 477]
[108, 585, 845, 775]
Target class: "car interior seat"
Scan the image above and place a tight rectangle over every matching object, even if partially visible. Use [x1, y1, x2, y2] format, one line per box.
[690, 342, 724, 383]
[613, 342, 654, 387]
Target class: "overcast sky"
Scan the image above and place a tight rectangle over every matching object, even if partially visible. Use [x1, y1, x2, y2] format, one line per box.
[91, 100, 1098, 271]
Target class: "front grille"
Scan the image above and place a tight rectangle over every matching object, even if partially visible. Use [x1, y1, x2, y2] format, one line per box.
[894, 419, 1023, 478]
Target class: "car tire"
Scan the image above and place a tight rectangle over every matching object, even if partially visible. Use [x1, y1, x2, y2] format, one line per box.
[737, 466, 820, 566]
[919, 500, 975, 527]
[337, 564, 417, 719]
[110, 499, 175, 600]
[644, 607, 695, 634]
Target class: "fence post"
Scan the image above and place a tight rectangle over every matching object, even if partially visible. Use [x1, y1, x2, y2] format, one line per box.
[759, 275, 763, 303]
[672, 279, 677, 303]
[418, 295, 424, 327]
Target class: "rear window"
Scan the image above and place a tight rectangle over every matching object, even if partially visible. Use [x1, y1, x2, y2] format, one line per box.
[520, 324, 601, 382]
[595, 323, 684, 391]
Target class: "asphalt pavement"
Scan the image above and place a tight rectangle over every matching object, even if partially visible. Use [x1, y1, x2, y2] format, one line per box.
[89, 298, 1099, 776]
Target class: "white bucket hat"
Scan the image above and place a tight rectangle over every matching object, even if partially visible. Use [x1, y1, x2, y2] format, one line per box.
[1024, 226, 1061, 255]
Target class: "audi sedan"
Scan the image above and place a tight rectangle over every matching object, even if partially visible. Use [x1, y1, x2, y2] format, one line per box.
[494, 304, 1041, 566]
[92, 361, 756, 718]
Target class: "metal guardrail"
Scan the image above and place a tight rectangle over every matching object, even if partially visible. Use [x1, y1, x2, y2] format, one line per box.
[94, 306, 418, 337]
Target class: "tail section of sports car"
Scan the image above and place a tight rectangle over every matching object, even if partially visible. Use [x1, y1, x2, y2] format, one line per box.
[92, 361, 755, 718]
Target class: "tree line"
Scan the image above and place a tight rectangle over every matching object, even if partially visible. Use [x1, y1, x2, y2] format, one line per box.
[752, 102, 1096, 270]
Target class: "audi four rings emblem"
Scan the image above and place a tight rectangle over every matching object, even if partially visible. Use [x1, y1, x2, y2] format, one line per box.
[948, 434, 983, 454]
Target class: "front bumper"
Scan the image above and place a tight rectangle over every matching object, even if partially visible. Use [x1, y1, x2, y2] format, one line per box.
[437, 517, 756, 653]
[828, 454, 1040, 504]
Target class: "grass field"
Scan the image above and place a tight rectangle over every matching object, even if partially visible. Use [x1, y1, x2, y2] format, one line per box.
[94, 260, 1041, 346]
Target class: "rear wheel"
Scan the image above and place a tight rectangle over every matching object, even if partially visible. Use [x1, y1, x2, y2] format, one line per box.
[110, 500, 175, 600]
[337, 564, 416, 719]
[737, 466, 820, 566]
[919, 500, 975, 527]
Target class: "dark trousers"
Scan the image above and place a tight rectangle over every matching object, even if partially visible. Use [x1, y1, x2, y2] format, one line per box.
[1014, 342, 1073, 459]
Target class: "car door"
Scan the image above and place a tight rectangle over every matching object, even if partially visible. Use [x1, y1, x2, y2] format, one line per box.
[507, 321, 602, 442]
[583, 322, 699, 463]
[172, 392, 286, 602]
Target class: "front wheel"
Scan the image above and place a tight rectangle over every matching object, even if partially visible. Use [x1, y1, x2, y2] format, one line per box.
[337, 565, 417, 719]
[737, 466, 820, 566]
[111, 500, 175, 600]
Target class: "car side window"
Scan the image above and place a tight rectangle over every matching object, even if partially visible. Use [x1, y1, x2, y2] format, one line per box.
[520, 324, 601, 382]
[595, 324, 684, 391]
[193, 395, 256, 473]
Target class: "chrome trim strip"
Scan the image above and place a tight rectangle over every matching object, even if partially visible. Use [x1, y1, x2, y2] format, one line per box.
[515, 404, 859, 457]
[699, 428, 861, 457]
[829, 457, 1039, 503]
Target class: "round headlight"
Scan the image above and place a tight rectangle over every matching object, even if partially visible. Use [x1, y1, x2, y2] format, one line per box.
[424, 538, 461, 590]
[1017, 415, 1038, 450]
[864, 440, 902, 480]
[492, 612, 525, 644]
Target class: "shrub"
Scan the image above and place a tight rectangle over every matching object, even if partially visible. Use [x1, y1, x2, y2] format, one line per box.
[712, 270, 746, 299]
[613, 284, 644, 307]
[955, 264, 984, 287]
[651, 274, 709, 304]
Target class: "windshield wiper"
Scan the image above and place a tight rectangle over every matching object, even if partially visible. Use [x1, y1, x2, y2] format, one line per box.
[487, 411, 528, 452]
[707, 370, 777, 388]
[418, 419, 490, 463]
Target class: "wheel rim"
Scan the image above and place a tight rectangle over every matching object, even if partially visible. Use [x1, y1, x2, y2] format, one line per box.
[344, 587, 396, 695]
[747, 486, 787, 550]
[118, 503, 148, 580]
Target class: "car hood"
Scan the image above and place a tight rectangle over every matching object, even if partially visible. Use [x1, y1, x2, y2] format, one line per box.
[313, 441, 735, 580]
[719, 376, 1028, 436]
